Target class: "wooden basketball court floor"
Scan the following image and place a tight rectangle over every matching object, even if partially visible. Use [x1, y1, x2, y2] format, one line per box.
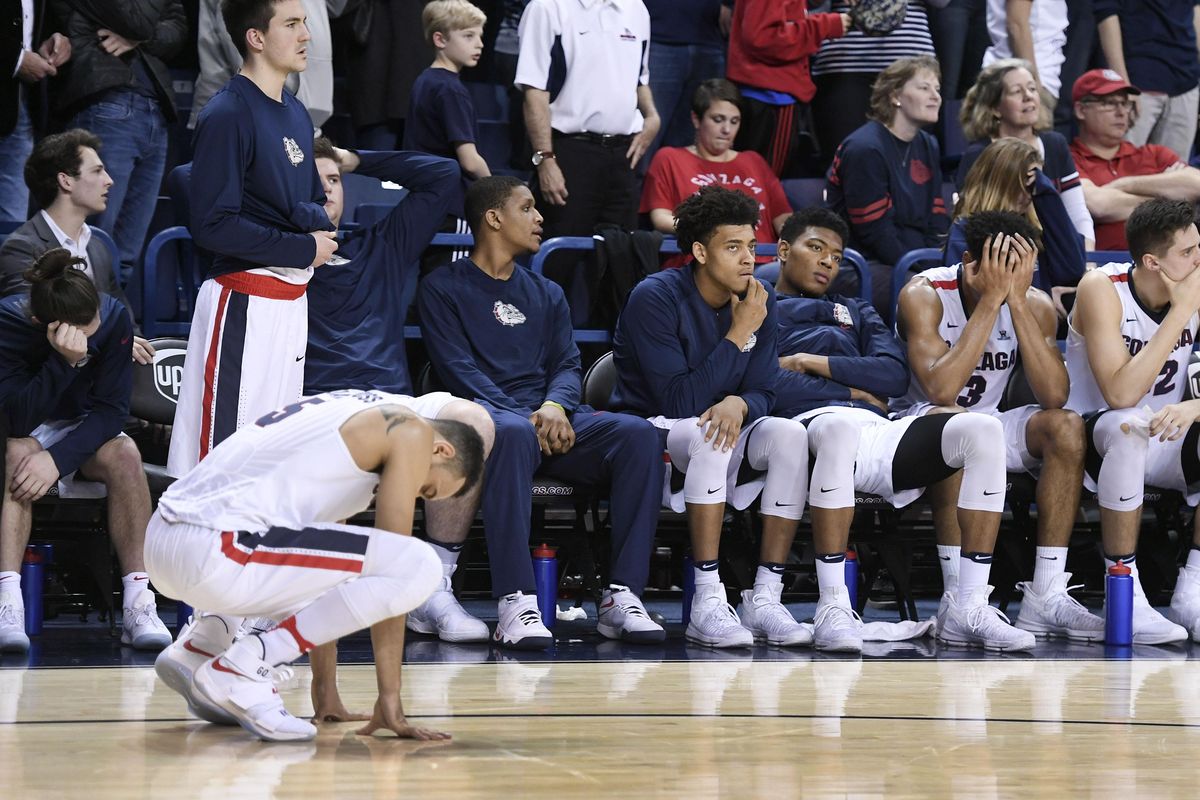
[6, 635, 1200, 799]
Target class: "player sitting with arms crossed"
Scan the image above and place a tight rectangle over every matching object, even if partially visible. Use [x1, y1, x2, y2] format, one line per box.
[147, 390, 484, 741]
[1066, 198, 1200, 644]
[894, 211, 1090, 650]
[613, 185, 812, 649]
[770, 208, 1010, 653]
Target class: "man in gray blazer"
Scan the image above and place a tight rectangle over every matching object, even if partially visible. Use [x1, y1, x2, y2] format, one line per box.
[0, 128, 152, 363]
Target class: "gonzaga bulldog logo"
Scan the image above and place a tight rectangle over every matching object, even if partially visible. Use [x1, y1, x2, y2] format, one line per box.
[493, 301, 526, 326]
[833, 302, 854, 328]
[742, 332, 757, 353]
[283, 137, 304, 166]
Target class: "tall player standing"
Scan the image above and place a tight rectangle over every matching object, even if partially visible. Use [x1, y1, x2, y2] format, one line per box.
[166, 0, 335, 663]
[893, 211, 1087, 650]
[1066, 199, 1200, 643]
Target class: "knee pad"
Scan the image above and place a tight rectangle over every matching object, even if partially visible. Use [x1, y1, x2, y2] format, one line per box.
[805, 414, 859, 510]
[1090, 409, 1149, 512]
[746, 417, 809, 518]
[942, 413, 1006, 513]
[668, 419, 733, 504]
[363, 534, 443, 618]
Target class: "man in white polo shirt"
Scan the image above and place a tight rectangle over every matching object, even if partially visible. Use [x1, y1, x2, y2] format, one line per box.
[515, 0, 660, 240]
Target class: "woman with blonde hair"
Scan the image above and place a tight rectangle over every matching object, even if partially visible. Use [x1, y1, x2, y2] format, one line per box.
[946, 137, 1086, 316]
[955, 58, 1094, 247]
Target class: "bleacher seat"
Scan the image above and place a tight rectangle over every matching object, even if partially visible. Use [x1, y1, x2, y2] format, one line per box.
[891, 247, 945, 318]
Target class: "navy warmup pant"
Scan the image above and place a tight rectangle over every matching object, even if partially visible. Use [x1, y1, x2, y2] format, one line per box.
[481, 405, 664, 597]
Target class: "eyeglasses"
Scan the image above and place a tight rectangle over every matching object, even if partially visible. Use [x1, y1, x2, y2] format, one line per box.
[1083, 97, 1135, 112]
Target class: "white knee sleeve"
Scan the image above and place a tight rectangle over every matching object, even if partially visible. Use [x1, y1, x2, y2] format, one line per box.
[941, 413, 1007, 513]
[1092, 409, 1149, 512]
[744, 417, 809, 520]
[805, 414, 860, 510]
[667, 418, 734, 505]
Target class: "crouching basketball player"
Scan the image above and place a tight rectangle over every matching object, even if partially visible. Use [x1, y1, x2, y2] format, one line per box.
[770, 209, 1010, 653]
[1066, 199, 1200, 644]
[147, 390, 484, 741]
[613, 186, 811, 649]
[894, 211, 1088, 651]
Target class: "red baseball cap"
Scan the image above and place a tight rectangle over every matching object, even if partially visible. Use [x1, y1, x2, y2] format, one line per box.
[1072, 68, 1141, 104]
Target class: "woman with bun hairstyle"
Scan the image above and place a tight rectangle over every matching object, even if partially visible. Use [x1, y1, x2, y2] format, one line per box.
[956, 58, 1094, 248]
[0, 247, 170, 654]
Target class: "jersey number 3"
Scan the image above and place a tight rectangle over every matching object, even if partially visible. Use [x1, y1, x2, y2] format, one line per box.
[957, 375, 987, 408]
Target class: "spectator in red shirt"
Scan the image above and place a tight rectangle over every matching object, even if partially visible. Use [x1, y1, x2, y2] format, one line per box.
[1070, 68, 1200, 251]
[641, 79, 792, 268]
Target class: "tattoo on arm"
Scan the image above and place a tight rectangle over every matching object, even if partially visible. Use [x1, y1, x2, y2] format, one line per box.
[379, 406, 415, 433]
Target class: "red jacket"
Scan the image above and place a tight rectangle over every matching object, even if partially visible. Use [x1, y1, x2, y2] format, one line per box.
[726, 0, 845, 103]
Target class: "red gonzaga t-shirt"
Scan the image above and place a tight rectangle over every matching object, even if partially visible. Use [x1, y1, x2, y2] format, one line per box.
[641, 147, 792, 266]
[1069, 139, 1181, 250]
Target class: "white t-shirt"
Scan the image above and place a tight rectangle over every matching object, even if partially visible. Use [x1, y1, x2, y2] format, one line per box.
[982, 0, 1069, 99]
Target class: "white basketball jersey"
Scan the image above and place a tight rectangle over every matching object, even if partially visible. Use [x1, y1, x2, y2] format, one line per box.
[1066, 263, 1199, 414]
[892, 265, 1018, 416]
[157, 390, 414, 531]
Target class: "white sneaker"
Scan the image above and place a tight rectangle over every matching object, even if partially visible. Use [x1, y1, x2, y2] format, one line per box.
[408, 571, 489, 643]
[155, 616, 239, 725]
[121, 591, 172, 651]
[937, 586, 1036, 652]
[1166, 566, 1200, 642]
[597, 586, 666, 644]
[0, 596, 29, 653]
[191, 637, 316, 742]
[738, 583, 811, 647]
[813, 587, 864, 653]
[1121, 595, 1188, 646]
[1015, 574, 1105, 642]
[493, 592, 553, 650]
[687, 582, 753, 648]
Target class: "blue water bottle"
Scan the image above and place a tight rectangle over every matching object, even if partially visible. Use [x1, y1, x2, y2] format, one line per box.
[1105, 561, 1133, 646]
[20, 543, 51, 636]
[682, 554, 695, 624]
[844, 549, 859, 609]
[532, 543, 558, 629]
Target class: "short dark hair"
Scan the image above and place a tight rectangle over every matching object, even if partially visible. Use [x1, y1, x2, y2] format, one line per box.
[430, 419, 485, 498]
[691, 78, 742, 118]
[23, 248, 100, 326]
[24, 129, 102, 209]
[779, 207, 849, 248]
[673, 185, 760, 252]
[1126, 199, 1197, 264]
[962, 210, 1042, 263]
[464, 175, 526, 234]
[312, 136, 338, 164]
[222, 0, 281, 58]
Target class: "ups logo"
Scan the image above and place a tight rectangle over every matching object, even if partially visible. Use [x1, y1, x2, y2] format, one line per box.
[152, 348, 187, 403]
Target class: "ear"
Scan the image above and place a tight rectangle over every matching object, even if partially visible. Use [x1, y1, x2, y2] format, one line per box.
[486, 207, 502, 230]
[432, 30, 447, 49]
[776, 239, 790, 262]
[57, 171, 72, 194]
[245, 26, 266, 55]
[691, 111, 701, 129]
[432, 439, 456, 461]
[691, 240, 707, 264]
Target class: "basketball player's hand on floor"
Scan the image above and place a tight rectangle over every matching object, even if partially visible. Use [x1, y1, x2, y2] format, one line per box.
[132, 336, 156, 365]
[357, 696, 451, 740]
[312, 701, 371, 723]
[11, 450, 59, 502]
[698, 396, 748, 452]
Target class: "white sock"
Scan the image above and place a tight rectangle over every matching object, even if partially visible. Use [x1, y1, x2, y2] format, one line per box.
[121, 572, 151, 608]
[957, 554, 993, 602]
[1032, 547, 1068, 594]
[1187, 548, 1200, 572]
[814, 554, 846, 594]
[694, 560, 721, 587]
[754, 564, 785, 590]
[936, 545, 960, 591]
[0, 572, 20, 600]
[427, 538, 463, 576]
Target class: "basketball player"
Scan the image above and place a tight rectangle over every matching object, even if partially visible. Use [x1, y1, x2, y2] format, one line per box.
[1066, 198, 1200, 644]
[148, 389, 485, 741]
[612, 185, 811, 649]
[418, 176, 666, 649]
[0, 249, 170, 652]
[168, 0, 337, 478]
[894, 210, 1087, 650]
[771, 208, 1011, 653]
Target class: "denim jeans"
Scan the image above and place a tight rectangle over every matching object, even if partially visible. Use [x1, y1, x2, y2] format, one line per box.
[0, 98, 33, 221]
[645, 42, 725, 167]
[70, 89, 169, 276]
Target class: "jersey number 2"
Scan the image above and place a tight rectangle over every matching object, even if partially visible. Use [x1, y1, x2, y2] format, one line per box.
[957, 376, 987, 408]
[1154, 361, 1179, 397]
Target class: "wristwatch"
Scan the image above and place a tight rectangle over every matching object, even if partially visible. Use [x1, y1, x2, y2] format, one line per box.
[531, 150, 556, 167]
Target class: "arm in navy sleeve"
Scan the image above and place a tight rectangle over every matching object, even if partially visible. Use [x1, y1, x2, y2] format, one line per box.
[46, 310, 133, 477]
[773, 369, 851, 416]
[619, 280, 743, 418]
[190, 109, 324, 268]
[736, 286, 778, 422]
[925, 138, 951, 241]
[826, 300, 910, 398]
[836, 142, 910, 266]
[354, 151, 462, 267]
[0, 340, 79, 437]
[417, 276, 528, 414]
[542, 285, 582, 411]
